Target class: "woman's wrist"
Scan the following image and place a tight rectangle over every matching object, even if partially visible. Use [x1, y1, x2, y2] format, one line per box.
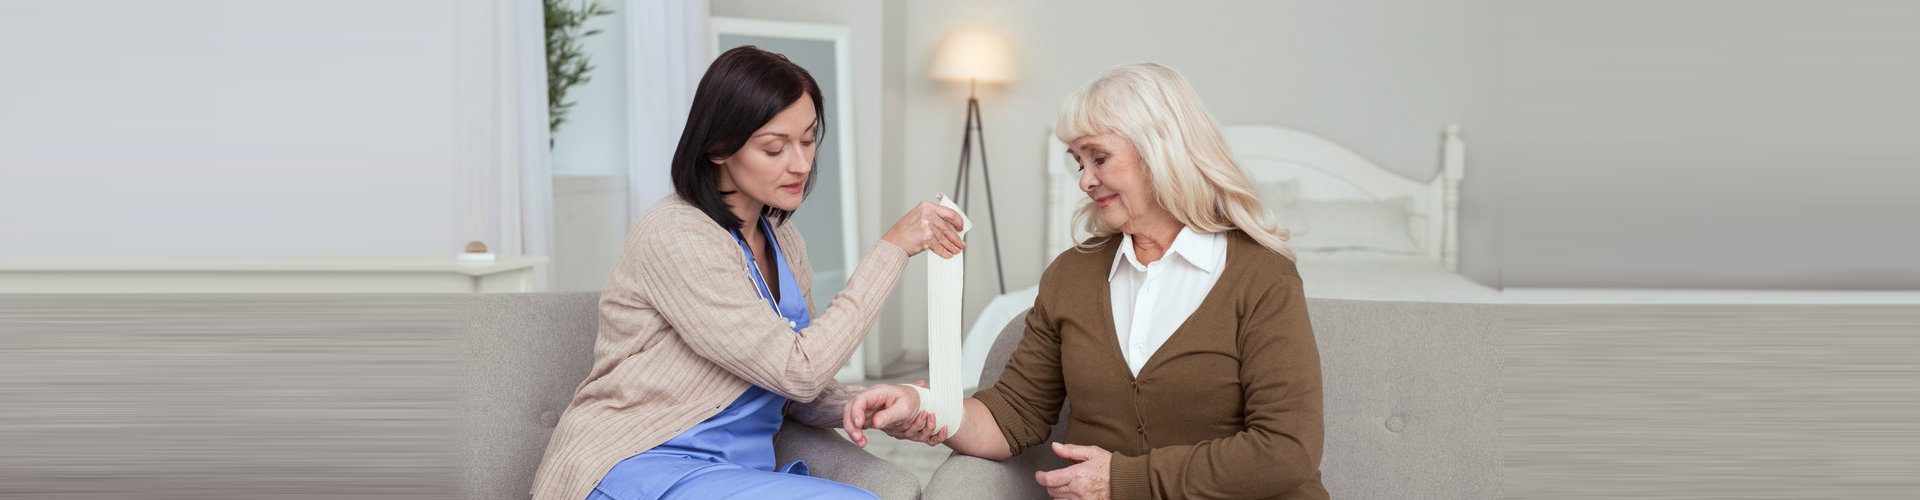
[898, 383, 927, 413]
[901, 383, 964, 431]
[874, 237, 909, 257]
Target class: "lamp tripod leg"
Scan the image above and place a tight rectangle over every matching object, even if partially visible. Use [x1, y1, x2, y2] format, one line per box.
[969, 98, 1007, 295]
[950, 91, 1008, 294]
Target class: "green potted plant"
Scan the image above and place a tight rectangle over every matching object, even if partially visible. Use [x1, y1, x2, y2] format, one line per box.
[545, 0, 615, 139]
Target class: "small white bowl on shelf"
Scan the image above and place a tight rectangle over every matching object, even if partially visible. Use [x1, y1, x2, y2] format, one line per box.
[458, 241, 496, 262]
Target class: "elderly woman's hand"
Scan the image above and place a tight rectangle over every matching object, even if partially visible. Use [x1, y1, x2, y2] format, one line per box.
[842, 381, 950, 447]
[881, 201, 967, 258]
[1035, 442, 1113, 500]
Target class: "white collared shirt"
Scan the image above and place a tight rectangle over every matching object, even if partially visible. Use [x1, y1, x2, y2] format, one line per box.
[1110, 226, 1227, 376]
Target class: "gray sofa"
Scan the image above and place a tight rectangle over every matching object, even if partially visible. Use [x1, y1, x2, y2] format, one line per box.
[0, 293, 1496, 499]
[466, 293, 1503, 499]
[0, 293, 919, 500]
[462, 291, 923, 500]
[21, 294, 1918, 498]
[925, 299, 1504, 499]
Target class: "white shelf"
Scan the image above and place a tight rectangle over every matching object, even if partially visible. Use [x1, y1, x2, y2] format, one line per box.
[0, 255, 548, 294]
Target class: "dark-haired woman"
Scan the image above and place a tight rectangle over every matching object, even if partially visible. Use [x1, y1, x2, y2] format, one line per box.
[529, 46, 966, 500]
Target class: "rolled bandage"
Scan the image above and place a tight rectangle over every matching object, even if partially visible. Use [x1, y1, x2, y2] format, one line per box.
[912, 193, 970, 432]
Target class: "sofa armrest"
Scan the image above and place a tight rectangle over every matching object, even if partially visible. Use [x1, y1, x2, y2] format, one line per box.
[923, 446, 1071, 500]
[774, 418, 923, 500]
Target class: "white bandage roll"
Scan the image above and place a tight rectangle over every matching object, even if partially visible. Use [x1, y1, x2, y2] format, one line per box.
[917, 193, 970, 432]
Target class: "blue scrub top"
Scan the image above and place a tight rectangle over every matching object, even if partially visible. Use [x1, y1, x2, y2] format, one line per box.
[593, 216, 816, 497]
[647, 216, 812, 469]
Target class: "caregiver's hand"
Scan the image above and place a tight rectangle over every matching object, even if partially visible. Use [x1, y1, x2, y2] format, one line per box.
[882, 201, 966, 258]
[843, 381, 950, 447]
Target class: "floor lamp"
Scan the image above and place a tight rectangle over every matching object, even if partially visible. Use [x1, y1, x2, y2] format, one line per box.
[930, 31, 1015, 294]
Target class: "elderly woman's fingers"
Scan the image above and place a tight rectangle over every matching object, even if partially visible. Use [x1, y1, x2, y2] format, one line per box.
[1035, 468, 1073, 488]
[907, 411, 932, 436]
[917, 413, 940, 441]
[916, 419, 945, 445]
[924, 426, 950, 446]
[897, 412, 919, 434]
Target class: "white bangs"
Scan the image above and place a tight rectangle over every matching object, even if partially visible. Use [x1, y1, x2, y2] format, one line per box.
[1054, 77, 1125, 145]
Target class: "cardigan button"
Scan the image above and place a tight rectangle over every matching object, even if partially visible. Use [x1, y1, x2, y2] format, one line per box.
[537, 410, 559, 428]
[1385, 415, 1405, 433]
[1136, 426, 1145, 434]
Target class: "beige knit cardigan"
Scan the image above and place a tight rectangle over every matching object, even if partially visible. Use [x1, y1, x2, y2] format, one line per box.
[529, 195, 909, 500]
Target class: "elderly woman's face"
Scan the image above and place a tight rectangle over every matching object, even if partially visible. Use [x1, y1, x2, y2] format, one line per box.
[1069, 132, 1164, 233]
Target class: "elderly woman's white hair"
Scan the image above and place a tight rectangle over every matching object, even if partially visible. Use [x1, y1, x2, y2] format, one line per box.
[1055, 63, 1296, 261]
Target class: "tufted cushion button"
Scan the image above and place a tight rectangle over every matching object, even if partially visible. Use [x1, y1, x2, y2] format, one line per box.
[1384, 415, 1404, 433]
[538, 410, 560, 428]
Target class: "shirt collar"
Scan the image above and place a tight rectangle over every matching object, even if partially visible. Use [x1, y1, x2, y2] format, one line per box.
[1109, 226, 1221, 281]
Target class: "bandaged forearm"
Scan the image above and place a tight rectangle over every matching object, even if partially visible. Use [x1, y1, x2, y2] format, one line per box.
[903, 384, 962, 431]
[915, 194, 970, 431]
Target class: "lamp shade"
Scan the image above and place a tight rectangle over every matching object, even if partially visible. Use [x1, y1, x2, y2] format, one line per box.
[929, 31, 1016, 84]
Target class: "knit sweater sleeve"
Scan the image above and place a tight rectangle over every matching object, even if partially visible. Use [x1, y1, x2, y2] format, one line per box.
[970, 265, 1071, 455]
[616, 208, 909, 403]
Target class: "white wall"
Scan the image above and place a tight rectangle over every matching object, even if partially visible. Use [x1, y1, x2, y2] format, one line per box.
[1485, 1, 1920, 289]
[894, 0, 1492, 341]
[549, 4, 632, 291]
[552, 175, 628, 291]
[0, 1, 531, 257]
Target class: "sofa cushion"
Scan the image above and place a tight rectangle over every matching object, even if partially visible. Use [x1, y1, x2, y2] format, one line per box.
[461, 292, 601, 500]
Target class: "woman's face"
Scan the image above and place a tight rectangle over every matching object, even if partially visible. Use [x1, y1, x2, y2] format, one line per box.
[1069, 132, 1167, 234]
[715, 94, 818, 214]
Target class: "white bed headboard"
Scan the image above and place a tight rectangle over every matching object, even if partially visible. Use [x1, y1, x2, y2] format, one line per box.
[1045, 124, 1466, 269]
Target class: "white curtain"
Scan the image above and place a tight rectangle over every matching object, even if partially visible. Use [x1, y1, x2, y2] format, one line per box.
[456, 0, 553, 290]
[626, 0, 711, 218]
[516, 0, 555, 289]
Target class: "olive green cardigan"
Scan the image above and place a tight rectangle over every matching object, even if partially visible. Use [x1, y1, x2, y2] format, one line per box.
[974, 231, 1328, 500]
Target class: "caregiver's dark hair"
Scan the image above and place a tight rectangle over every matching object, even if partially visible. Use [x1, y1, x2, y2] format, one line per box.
[670, 45, 826, 230]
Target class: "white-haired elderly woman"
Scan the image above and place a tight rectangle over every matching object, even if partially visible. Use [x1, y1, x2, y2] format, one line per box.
[846, 63, 1327, 500]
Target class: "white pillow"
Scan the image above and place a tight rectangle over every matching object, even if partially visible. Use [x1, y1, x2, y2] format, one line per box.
[1253, 178, 1301, 207]
[1277, 197, 1422, 254]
